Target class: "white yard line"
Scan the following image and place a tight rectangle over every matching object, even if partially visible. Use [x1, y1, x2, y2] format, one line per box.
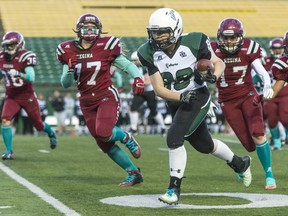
[0, 162, 81, 216]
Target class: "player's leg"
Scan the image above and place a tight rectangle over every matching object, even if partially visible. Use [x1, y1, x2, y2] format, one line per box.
[1, 98, 21, 160]
[23, 97, 57, 149]
[278, 96, 288, 145]
[84, 101, 143, 187]
[129, 95, 144, 134]
[188, 121, 252, 187]
[243, 97, 276, 190]
[145, 91, 166, 135]
[264, 101, 281, 150]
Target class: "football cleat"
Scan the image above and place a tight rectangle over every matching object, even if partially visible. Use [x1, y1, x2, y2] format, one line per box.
[48, 130, 57, 149]
[265, 177, 277, 190]
[119, 168, 143, 187]
[122, 133, 141, 159]
[2, 150, 14, 160]
[236, 156, 252, 187]
[159, 188, 180, 205]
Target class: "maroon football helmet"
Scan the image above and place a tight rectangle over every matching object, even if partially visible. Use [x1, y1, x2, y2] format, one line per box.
[1, 31, 25, 60]
[75, 13, 102, 41]
[283, 31, 288, 57]
[217, 18, 244, 54]
[269, 38, 284, 59]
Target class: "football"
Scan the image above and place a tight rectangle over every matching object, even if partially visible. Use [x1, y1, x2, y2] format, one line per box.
[195, 59, 214, 72]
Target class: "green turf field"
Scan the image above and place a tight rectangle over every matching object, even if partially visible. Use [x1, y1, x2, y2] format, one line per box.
[0, 133, 287, 215]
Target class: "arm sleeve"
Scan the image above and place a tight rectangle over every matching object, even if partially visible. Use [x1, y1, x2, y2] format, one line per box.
[113, 55, 142, 78]
[23, 66, 35, 82]
[113, 70, 123, 87]
[252, 58, 271, 86]
[60, 64, 74, 88]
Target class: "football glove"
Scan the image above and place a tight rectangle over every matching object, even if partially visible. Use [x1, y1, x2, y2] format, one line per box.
[207, 101, 217, 118]
[263, 85, 274, 100]
[195, 69, 217, 84]
[8, 69, 21, 77]
[132, 77, 144, 95]
[180, 90, 197, 104]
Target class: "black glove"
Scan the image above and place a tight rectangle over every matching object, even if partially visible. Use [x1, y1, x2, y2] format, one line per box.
[195, 69, 217, 84]
[180, 90, 197, 104]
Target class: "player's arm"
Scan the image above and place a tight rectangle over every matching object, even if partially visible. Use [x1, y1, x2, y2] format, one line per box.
[210, 49, 225, 79]
[273, 79, 285, 97]
[252, 58, 274, 99]
[60, 64, 74, 88]
[149, 72, 182, 102]
[198, 35, 224, 81]
[22, 66, 35, 82]
[113, 55, 142, 78]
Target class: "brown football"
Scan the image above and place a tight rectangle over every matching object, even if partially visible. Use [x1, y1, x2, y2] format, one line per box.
[195, 59, 214, 72]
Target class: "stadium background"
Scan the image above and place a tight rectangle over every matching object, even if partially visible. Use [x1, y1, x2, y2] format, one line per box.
[0, 0, 287, 103]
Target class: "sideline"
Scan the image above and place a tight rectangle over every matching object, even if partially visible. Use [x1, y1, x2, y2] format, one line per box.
[100, 192, 288, 209]
[0, 162, 81, 216]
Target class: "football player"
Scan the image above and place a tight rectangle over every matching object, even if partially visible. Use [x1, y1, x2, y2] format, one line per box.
[56, 13, 145, 186]
[211, 18, 276, 190]
[138, 8, 252, 205]
[129, 51, 166, 136]
[271, 32, 288, 105]
[0, 31, 57, 160]
[263, 38, 288, 150]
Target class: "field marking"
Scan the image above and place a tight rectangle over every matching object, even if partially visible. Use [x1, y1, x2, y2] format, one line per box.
[100, 193, 288, 209]
[0, 206, 14, 209]
[0, 162, 81, 216]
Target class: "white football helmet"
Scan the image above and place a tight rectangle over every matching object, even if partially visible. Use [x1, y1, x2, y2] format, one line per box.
[147, 8, 183, 50]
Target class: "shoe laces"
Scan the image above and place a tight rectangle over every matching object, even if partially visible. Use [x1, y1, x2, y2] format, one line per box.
[125, 137, 138, 153]
[166, 188, 176, 196]
[124, 173, 137, 183]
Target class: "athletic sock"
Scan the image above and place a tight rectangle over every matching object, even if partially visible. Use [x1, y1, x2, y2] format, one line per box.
[2, 126, 13, 151]
[256, 140, 274, 178]
[107, 144, 137, 170]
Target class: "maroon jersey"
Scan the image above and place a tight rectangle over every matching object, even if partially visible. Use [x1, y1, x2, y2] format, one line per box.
[56, 36, 121, 96]
[211, 38, 261, 102]
[264, 56, 288, 97]
[0, 50, 36, 98]
[271, 56, 288, 82]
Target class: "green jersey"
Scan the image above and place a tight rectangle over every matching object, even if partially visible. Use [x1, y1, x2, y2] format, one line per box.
[138, 32, 212, 93]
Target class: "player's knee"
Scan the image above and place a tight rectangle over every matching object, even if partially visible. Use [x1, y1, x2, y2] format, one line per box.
[193, 140, 214, 154]
[34, 122, 45, 131]
[95, 127, 111, 140]
[167, 141, 183, 148]
[1, 119, 11, 126]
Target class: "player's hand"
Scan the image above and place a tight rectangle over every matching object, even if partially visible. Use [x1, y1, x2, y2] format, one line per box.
[132, 77, 144, 95]
[8, 69, 20, 77]
[180, 90, 197, 104]
[207, 101, 217, 118]
[195, 69, 217, 84]
[263, 85, 274, 100]
[68, 57, 77, 74]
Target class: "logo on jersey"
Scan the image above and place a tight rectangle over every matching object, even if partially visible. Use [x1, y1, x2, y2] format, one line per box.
[223, 57, 241, 63]
[77, 53, 93, 59]
[2, 64, 13, 69]
[165, 63, 178, 68]
[179, 51, 187, 58]
[65, 44, 70, 49]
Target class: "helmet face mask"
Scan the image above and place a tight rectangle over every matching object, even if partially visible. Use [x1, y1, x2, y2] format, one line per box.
[217, 18, 244, 54]
[75, 13, 102, 42]
[1, 31, 25, 60]
[269, 38, 284, 59]
[147, 8, 183, 51]
[283, 32, 288, 57]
